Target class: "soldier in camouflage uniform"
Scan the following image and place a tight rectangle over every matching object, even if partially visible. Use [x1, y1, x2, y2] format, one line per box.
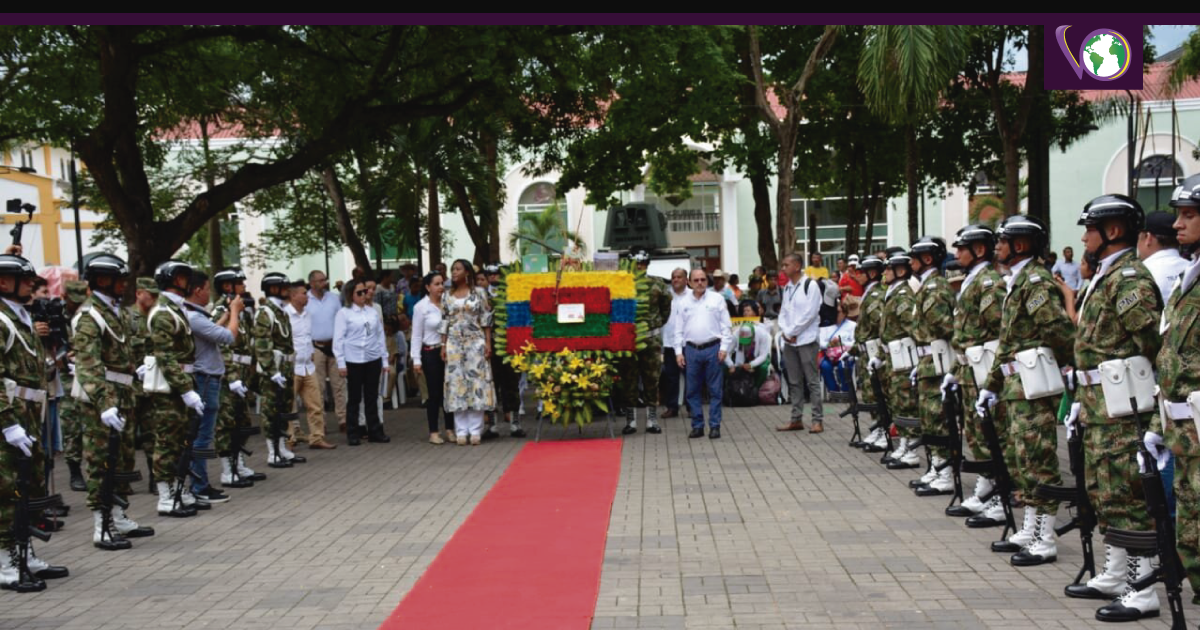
[74, 254, 154, 550]
[877, 249, 920, 470]
[977, 214, 1073, 567]
[484, 264, 525, 438]
[1061, 195, 1164, 620]
[1150, 175, 1200, 608]
[128, 277, 158, 492]
[61, 280, 89, 493]
[943, 225, 1008, 522]
[147, 260, 205, 518]
[0, 254, 68, 588]
[254, 272, 304, 468]
[211, 269, 264, 488]
[619, 250, 672, 435]
[853, 257, 887, 451]
[907, 237, 958, 496]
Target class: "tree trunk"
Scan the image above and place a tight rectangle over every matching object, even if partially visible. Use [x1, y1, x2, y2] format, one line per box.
[845, 145, 859, 258]
[447, 179, 490, 263]
[1002, 138, 1021, 217]
[750, 167, 777, 271]
[199, 116, 224, 273]
[774, 133, 797, 262]
[864, 181, 880, 254]
[483, 132, 501, 262]
[321, 166, 372, 275]
[905, 122, 919, 239]
[427, 176, 441, 273]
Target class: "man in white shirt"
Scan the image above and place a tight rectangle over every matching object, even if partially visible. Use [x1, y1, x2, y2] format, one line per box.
[776, 252, 824, 433]
[673, 268, 733, 439]
[1052, 246, 1082, 291]
[307, 270, 347, 433]
[1138, 210, 1190, 300]
[286, 283, 334, 450]
[660, 268, 690, 418]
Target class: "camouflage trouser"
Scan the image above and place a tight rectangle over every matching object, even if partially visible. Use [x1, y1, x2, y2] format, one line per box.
[954, 366, 990, 463]
[490, 354, 521, 416]
[856, 354, 875, 407]
[81, 400, 137, 510]
[887, 369, 917, 439]
[616, 337, 663, 410]
[917, 376, 948, 459]
[60, 383, 83, 465]
[1170, 420, 1200, 592]
[216, 392, 253, 455]
[0, 402, 48, 549]
[997, 395, 1060, 513]
[148, 394, 189, 483]
[1077, 387, 1154, 542]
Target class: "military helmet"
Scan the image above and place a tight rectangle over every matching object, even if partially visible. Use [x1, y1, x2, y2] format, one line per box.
[0, 254, 36, 279]
[952, 224, 996, 249]
[909, 236, 947, 267]
[261, 272, 290, 294]
[996, 214, 1048, 256]
[1079, 193, 1144, 238]
[154, 260, 193, 291]
[885, 249, 911, 268]
[858, 257, 885, 275]
[214, 267, 246, 295]
[1169, 173, 1200, 209]
[83, 253, 129, 282]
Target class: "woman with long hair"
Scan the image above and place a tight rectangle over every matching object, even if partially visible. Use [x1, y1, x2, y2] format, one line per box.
[411, 272, 455, 443]
[334, 278, 390, 446]
[439, 259, 495, 445]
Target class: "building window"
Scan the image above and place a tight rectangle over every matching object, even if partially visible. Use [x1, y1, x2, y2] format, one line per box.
[1134, 155, 1183, 214]
[516, 182, 568, 256]
[645, 183, 720, 233]
[790, 191, 888, 268]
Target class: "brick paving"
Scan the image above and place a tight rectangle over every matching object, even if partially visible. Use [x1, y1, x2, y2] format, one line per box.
[1, 402, 1195, 630]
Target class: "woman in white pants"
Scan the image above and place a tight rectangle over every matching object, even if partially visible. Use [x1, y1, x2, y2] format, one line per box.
[439, 259, 495, 445]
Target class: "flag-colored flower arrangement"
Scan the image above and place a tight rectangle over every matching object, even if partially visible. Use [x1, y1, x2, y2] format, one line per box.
[507, 343, 616, 426]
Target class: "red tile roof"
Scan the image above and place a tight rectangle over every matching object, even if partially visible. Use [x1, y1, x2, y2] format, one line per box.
[1003, 61, 1200, 102]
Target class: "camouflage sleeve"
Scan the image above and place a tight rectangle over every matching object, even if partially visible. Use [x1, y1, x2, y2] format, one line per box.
[930, 285, 955, 339]
[74, 312, 116, 413]
[150, 309, 194, 395]
[656, 281, 672, 326]
[981, 281, 1005, 339]
[985, 290, 1017, 394]
[1026, 282, 1075, 367]
[212, 305, 240, 382]
[1114, 277, 1163, 361]
[252, 308, 275, 374]
[897, 292, 918, 337]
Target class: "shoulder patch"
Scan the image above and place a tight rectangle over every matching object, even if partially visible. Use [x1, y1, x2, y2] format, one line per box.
[983, 279, 994, 287]
[1115, 290, 1141, 315]
[1026, 291, 1048, 313]
[1121, 268, 1137, 278]
[980, 294, 995, 311]
[1028, 274, 1042, 284]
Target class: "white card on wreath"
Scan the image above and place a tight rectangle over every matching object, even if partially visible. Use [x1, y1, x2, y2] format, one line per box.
[558, 303, 585, 323]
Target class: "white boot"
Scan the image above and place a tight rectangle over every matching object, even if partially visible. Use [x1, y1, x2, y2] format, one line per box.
[1011, 512, 1057, 566]
[220, 458, 235, 485]
[1008, 507, 1037, 548]
[1096, 554, 1160, 621]
[919, 456, 945, 485]
[0, 549, 17, 586]
[24, 545, 66, 578]
[927, 466, 955, 493]
[92, 510, 131, 550]
[898, 445, 922, 467]
[113, 505, 153, 537]
[156, 481, 192, 516]
[961, 476, 994, 513]
[265, 440, 289, 467]
[237, 454, 257, 478]
[863, 427, 882, 446]
[278, 440, 297, 460]
[888, 437, 908, 461]
[1066, 545, 1128, 599]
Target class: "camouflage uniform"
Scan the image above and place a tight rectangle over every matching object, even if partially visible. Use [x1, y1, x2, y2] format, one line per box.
[616, 272, 672, 411]
[73, 295, 138, 510]
[952, 265, 1007, 463]
[128, 278, 158, 458]
[854, 281, 886, 408]
[252, 297, 294, 443]
[1152, 259, 1200, 593]
[59, 281, 89, 469]
[911, 270, 955, 459]
[146, 293, 197, 484]
[212, 295, 255, 455]
[1074, 250, 1162, 542]
[0, 299, 49, 550]
[984, 259, 1074, 513]
[880, 281, 918, 437]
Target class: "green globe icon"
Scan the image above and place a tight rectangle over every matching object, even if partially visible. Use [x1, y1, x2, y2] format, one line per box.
[1082, 32, 1128, 79]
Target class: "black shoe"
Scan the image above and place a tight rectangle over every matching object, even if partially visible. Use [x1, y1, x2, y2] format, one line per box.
[990, 540, 1022, 553]
[621, 424, 637, 435]
[34, 564, 69, 579]
[198, 487, 230, 504]
[223, 476, 254, 489]
[1095, 600, 1159, 622]
[482, 427, 500, 441]
[1064, 584, 1120, 600]
[945, 505, 977, 518]
[288, 454, 308, 463]
[1010, 549, 1055, 567]
[347, 436, 361, 446]
[915, 484, 954, 497]
[120, 525, 155, 538]
[510, 427, 527, 438]
[709, 427, 721, 439]
[366, 433, 391, 444]
[908, 478, 929, 489]
[248, 472, 267, 481]
[688, 428, 704, 439]
[94, 535, 132, 551]
[646, 424, 662, 434]
[885, 460, 920, 470]
[966, 514, 1005, 528]
[158, 505, 197, 518]
[68, 461, 86, 492]
[268, 457, 294, 468]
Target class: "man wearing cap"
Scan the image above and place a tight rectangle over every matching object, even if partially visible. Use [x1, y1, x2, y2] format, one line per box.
[711, 270, 735, 306]
[1138, 210, 1190, 301]
[838, 255, 864, 299]
[60, 280, 89, 493]
[618, 250, 672, 435]
[1150, 174, 1200, 611]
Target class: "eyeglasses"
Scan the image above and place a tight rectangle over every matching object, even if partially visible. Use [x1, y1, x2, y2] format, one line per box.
[355, 289, 368, 296]
[691, 277, 707, 283]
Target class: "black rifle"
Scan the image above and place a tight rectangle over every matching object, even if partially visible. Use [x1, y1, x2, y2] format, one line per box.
[170, 408, 218, 513]
[4, 451, 62, 592]
[915, 384, 965, 505]
[1035, 418, 1097, 590]
[1103, 398, 1187, 630]
[865, 367, 895, 460]
[830, 359, 864, 447]
[268, 379, 300, 468]
[96, 425, 143, 549]
[967, 407, 1019, 547]
[224, 393, 261, 487]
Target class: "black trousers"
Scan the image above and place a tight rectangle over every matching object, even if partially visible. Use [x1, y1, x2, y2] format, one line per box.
[346, 359, 383, 438]
[421, 348, 455, 433]
[661, 348, 681, 411]
[490, 353, 520, 414]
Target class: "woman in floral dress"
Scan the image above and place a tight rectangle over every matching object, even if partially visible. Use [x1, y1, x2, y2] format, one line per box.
[439, 259, 495, 444]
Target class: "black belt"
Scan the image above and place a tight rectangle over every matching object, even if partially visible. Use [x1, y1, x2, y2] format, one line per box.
[687, 339, 720, 351]
[422, 344, 443, 352]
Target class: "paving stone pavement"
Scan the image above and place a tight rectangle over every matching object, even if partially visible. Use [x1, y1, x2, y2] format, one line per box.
[2, 402, 1195, 630]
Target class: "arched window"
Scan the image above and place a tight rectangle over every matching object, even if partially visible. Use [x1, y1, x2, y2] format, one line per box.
[1134, 155, 1184, 213]
[516, 182, 568, 256]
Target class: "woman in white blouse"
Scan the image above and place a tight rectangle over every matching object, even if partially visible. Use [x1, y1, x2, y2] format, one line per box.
[334, 279, 390, 446]
[410, 272, 455, 444]
[818, 298, 858, 393]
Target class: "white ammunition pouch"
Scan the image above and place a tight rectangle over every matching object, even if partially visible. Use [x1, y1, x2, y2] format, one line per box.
[929, 339, 956, 376]
[1159, 392, 1200, 439]
[864, 339, 882, 364]
[70, 376, 88, 402]
[1191, 391, 1200, 438]
[142, 356, 171, 394]
[1013, 346, 1065, 400]
[1096, 356, 1156, 418]
[964, 340, 1000, 389]
[887, 337, 916, 372]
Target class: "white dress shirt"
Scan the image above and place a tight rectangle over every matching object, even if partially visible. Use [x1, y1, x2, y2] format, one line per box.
[672, 289, 733, 354]
[725, 322, 772, 368]
[1143, 248, 1190, 301]
[1005, 257, 1034, 294]
[409, 297, 444, 367]
[818, 318, 857, 351]
[660, 286, 689, 347]
[285, 303, 315, 376]
[777, 275, 821, 346]
[333, 303, 387, 369]
[307, 289, 342, 343]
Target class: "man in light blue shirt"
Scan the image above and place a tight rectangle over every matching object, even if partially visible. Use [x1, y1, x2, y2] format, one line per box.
[1052, 246, 1082, 291]
[307, 270, 346, 431]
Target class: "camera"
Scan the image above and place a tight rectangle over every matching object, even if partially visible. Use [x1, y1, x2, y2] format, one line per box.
[28, 297, 70, 350]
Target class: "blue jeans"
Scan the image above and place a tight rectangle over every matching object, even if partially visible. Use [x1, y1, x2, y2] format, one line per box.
[685, 343, 723, 429]
[44, 397, 61, 453]
[820, 357, 856, 393]
[191, 373, 222, 493]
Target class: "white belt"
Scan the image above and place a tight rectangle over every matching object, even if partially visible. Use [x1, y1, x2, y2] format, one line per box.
[12, 385, 46, 404]
[999, 361, 1020, 378]
[954, 352, 968, 364]
[649, 327, 663, 337]
[181, 364, 194, 374]
[916, 345, 934, 357]
[1163, 401, 1194, 421]
[105, 370, 134, 387]
[1075, 369, 1103, 387]
[280, 353, 296, 362]
[232, 354, 253, 366]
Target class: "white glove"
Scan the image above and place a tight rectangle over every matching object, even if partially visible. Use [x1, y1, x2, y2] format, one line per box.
[68, 363, 75, 376]
[975, 389, 998, 417]
[868, 357, 883, 373]
[1139, 431, 1170, 472]
[1063, 402, 1081, 439]
[909, 368, 918, 387]
[136, 364, 149, 381]
[182, 390, 205, 414]
[1063, 369, 1075, 392]
[3, 424, 33, 457]
[270, 372, 287, 388]
[100, 407, 125, 432]
[229, 380, 248, 398]
[940, 373, 958, 400]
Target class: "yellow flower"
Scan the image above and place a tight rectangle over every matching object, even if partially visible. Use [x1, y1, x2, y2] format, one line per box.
[575, 376, 592, 390]
[569, 357, 585, 371]
[531, 363, 548, 379]
[560, 373, 574, 384]
[589, 363, 606, 377]
[543, 400, 557, 416]
[558, 347, 573, 357]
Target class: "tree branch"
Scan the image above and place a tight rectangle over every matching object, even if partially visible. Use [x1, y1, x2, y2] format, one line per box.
[746, 26, 782, 138]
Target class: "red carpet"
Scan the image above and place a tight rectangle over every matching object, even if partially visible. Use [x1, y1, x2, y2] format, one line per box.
[381, 439, 623, 630]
